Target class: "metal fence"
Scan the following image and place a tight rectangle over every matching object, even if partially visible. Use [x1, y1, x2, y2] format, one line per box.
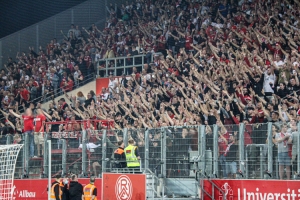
[5, 122, 300, 180]
[96, 54, 152, 77]
[0, 0, 132, 69]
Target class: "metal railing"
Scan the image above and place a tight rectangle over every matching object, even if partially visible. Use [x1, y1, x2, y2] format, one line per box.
[96, 54, 152, 77]
[7, 122, 300, 194]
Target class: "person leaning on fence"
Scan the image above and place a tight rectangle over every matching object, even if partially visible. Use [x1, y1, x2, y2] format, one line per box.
[82, 176, 97, 200]
[50, 175, 62, 200]
[125, 139, 140, 169]
[113, 140, 126, 168]
[275, 123, 291, 180]
[288, 126, 300, 178]
[224, 134, 238, 179]
[33, 108, 46, 157]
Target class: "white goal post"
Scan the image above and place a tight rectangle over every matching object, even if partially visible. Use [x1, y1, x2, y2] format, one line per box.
[0, 144, 24, 200]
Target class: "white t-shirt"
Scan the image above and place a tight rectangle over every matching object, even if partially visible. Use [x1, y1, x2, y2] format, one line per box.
[263, 71, 276, 93]
[108, 80, 117, 92]
[274, 60, 285, 67]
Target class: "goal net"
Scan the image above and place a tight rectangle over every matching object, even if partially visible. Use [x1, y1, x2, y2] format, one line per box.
[0, 144, 23, 200]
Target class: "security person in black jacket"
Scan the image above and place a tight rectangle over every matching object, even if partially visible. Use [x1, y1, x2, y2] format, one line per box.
[68, 174, 83, 200]
[113, 140, 126, 168]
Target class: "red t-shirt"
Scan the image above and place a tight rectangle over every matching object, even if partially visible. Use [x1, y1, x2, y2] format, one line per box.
[64, 80, 74, 92]
[34, 114, 46, 132]
[218, 132, 230, 155]
[185, 35, 193, 50]
[157, 36, 166, 50]
[20, 89, 30, 101]
[22, 115, 34, 132]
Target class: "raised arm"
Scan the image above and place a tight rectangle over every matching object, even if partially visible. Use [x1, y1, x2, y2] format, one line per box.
[9, 109, 21, 118]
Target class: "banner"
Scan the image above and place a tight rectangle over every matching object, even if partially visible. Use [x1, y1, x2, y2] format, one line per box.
[203, 179, 300, 200]
[95, 76, 132, 95]
[96, 78, 110, 95]
[13, 178, 102, 200]
[102, 173, 146, 200]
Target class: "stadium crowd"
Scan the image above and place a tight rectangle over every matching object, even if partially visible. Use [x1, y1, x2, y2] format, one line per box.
[0, 0, 300, 179]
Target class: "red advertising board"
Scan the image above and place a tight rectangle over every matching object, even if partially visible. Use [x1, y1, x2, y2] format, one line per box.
[102, 173, 146, 200]
[12, 178, 102, 200]
[203, 179, 300, 200]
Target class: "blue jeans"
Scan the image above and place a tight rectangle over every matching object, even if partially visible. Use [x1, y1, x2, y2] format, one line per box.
[25, 131, 34, 157]
[219, 154, 228, 178]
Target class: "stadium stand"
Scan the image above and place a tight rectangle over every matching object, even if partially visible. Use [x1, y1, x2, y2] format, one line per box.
[1, 0, 300, 182]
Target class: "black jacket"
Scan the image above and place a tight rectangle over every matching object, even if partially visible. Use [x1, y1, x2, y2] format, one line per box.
[68, 181, 83, 200]
[62, 184, 70, 200]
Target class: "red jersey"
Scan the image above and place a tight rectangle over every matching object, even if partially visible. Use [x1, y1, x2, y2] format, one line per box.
[22, 115, 34, 132]
[84, 55, 92, 67]
[64, 80, 74, 92]
[34, 114, 46, 132]
[185, 35, 193, 50]
[157, 36, 166, 50]
[20, 89, 30, 101]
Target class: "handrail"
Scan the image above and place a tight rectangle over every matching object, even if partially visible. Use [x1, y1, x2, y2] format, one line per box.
[143, 168, 178, 198]
[197, 170, 226, 200]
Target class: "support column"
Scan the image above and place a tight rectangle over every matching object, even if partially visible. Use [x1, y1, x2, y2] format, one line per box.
[102, 130, 107, 173]
[82, 130, 87, 175]
[238, 123, 245, 177]
[213, 124, 218, 177]
[267, 122, 273, 178]
[62, 139, 67, 176]
[144, 129, 149, 170]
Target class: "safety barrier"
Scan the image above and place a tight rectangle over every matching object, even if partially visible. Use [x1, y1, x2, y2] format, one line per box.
[7, 122, 300, 180]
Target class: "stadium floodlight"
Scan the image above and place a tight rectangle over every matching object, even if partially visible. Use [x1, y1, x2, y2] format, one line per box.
[0, 144, 23, 200]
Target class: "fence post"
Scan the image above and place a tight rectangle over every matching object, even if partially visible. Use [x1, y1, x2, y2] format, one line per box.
[62, 139, 67, 175]
[102, 130, 107, 173]
[238, 123, 245, 177]
[267, 122, 273, 178]
[22, 134, 26, 178]
[161, 127, 167, 178]
[297, 123, 300, 175]
[105, 59, 108, 77]
[198, 125, 205, 173]
[145, 129, 149, 170]
[6, 134, 12, 144]
[24, 133, 30, 177]
[123, 128, 128, 147]
[114, 57, 117, 76]
[82, 130, 87, 175]
[43, 134, 48, 177]
[213, 124, 218, 177]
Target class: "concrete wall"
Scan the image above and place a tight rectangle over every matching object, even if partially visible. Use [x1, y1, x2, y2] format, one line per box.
[41, 80, 96, 110]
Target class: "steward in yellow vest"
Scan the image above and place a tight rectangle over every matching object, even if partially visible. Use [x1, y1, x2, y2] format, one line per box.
[82, 177, 97, 200]
[50, 175, 62, 200]
[124, 139, 140, 168]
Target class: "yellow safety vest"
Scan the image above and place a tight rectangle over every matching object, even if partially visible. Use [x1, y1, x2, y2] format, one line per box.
[50, 182, 62, 200]
[83, 183, 97, 200]
[124, 145, 140, 167]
